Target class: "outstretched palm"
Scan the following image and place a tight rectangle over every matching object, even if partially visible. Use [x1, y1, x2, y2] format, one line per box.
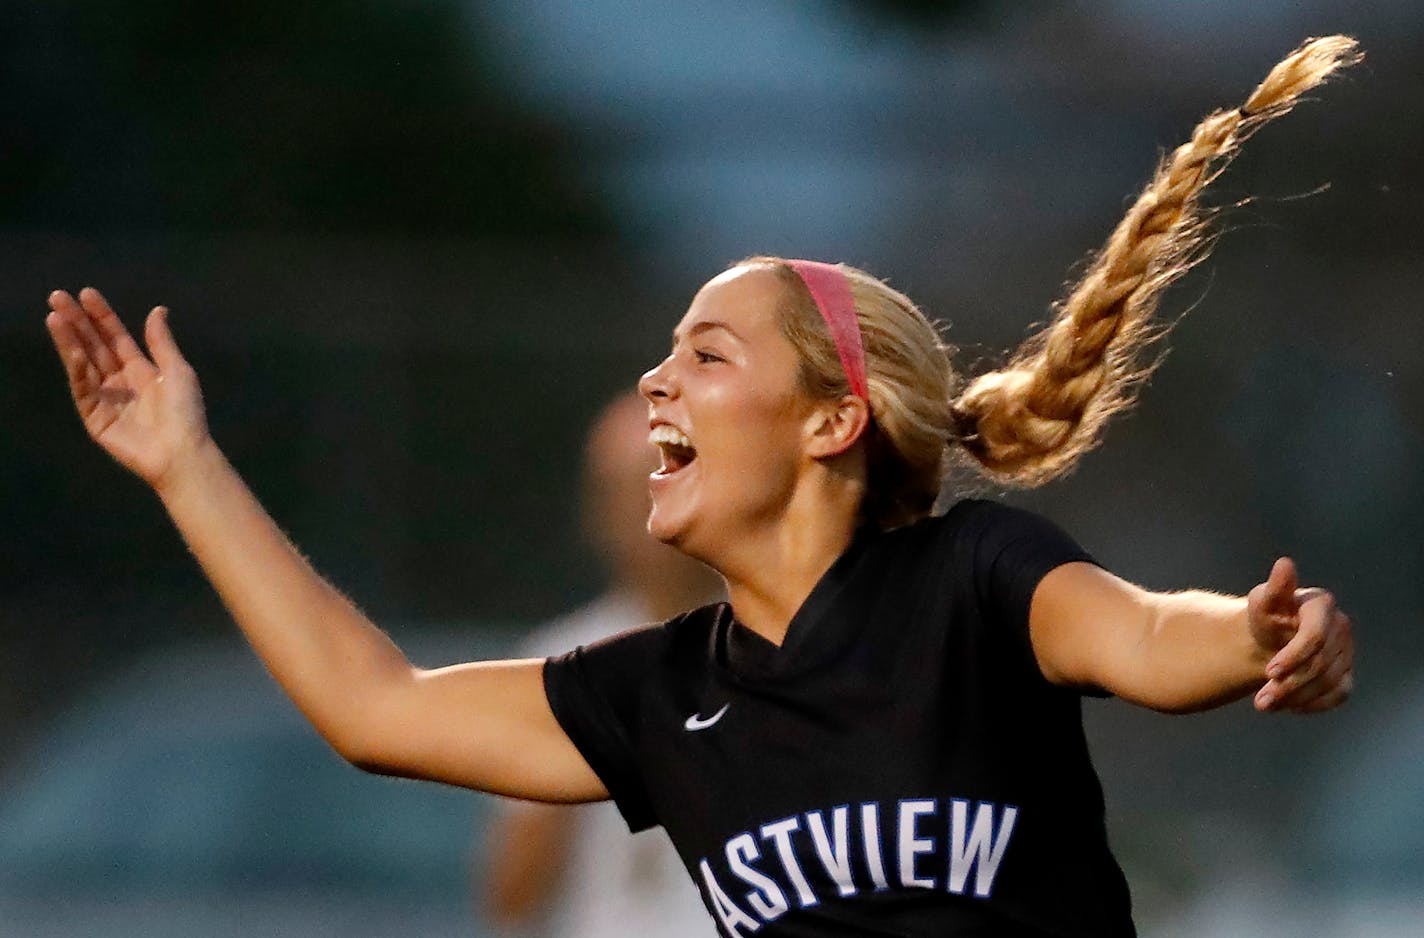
[45, 288, 209, 488]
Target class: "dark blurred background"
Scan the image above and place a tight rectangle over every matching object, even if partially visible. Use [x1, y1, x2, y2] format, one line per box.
[2, 1, 1421, 935]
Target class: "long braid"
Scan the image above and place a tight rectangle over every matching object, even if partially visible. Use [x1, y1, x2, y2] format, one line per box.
[951, 35, 1362, 486]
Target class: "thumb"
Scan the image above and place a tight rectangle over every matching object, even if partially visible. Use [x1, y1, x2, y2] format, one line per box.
[143, 306, 186, 372]
[1262, 557, 1300, 613]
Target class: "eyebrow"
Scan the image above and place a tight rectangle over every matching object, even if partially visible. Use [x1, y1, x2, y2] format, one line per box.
[672, 320, 743, 344]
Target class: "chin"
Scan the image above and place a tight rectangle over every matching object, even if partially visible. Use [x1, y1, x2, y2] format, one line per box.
[646, 505, 685, 547]
[648, 506, 714, 568]
[648, 525, 681, 548]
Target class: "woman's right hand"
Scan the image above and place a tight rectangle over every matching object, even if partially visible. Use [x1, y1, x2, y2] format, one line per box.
[45, 288, 211, 490]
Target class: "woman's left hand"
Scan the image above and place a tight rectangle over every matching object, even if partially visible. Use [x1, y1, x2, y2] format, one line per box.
[1247, 557, 1354, 713]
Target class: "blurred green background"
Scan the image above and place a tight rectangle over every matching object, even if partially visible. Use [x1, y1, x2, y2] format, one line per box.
[2, 2, 1421, 935]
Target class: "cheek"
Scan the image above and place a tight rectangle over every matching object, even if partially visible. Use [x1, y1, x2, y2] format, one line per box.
[701, 391, 804, 481]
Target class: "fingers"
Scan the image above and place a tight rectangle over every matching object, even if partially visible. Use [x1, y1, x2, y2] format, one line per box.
[1257, 642, 1337, 709]
[1259, 645, 1352, 713]
[47, 288, 158, 380]
[1296, 651, 1353, 710]
[1293, 670, 1355, 714]
[48, 289, 122, 378]
[44, 307, 103, 409]
[1256, 602, 1353, 714]
[143, 305, 188, 373]
[78, 287, 150, 368]
[1246, 558, 1306, 654]
[1265, 588, 1336, 678]
[1262, 557, 1299, 612]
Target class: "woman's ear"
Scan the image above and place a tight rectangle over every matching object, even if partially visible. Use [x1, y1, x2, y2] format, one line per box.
[804, 395, 871, 459]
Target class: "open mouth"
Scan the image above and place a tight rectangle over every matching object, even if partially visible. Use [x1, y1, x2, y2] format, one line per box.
[650, 424, 698, 477]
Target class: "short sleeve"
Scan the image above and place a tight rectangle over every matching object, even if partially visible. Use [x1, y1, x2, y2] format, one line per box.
[961, 500, 1105, 694]
[542, 624, 666, 832]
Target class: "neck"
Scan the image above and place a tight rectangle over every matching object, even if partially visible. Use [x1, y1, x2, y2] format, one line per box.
[716, 479, 862, 646]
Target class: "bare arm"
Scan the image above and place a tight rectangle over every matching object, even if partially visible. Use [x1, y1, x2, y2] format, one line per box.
[1029, 559, 1354, 714]
[45, 288, 606, 801]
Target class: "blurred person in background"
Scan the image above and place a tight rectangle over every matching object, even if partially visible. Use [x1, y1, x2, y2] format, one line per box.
[42, 37, 1359, 938]
[480, 391, 718, 935]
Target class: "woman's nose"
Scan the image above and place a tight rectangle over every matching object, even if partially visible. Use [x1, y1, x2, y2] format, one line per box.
[639, 357, 676, 401]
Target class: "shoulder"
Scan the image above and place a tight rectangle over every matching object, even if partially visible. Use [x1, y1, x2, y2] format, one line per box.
[889, 498, 1096, 600]
[935, 496, 1054, 530]
[872, 498, 1063, 557]
[660, 602, 727, 664]
[924, 498, 1085, 554]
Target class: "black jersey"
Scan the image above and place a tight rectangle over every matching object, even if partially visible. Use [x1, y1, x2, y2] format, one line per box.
[542, 499, 1135, 937]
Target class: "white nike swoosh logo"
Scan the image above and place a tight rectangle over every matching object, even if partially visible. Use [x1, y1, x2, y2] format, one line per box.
[684, 703, 730, 731]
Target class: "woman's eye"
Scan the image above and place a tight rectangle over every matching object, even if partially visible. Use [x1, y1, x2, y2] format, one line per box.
[694, 349, 724, 364]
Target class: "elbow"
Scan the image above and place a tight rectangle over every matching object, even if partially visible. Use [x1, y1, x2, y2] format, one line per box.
[317, 673, 418, 777]
[324, 725, 390, 775]
[330, 730, 414, 779]
[1144, 696, 1212, 716]
[1113, 686, 1192, 715]
[340, 744, 394, 776]
[1118, 682, 1252, 715]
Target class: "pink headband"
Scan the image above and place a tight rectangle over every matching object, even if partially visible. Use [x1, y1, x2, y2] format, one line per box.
[786, 259, 868, 400]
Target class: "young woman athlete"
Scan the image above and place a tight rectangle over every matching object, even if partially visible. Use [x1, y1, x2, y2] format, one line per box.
[44, 36, 1359, 938]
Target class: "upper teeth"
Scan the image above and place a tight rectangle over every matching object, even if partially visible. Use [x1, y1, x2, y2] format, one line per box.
[650, 425, 693, 449]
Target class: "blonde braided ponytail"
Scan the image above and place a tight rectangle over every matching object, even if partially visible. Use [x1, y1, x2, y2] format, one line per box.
[951, 35, 1362, 486]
